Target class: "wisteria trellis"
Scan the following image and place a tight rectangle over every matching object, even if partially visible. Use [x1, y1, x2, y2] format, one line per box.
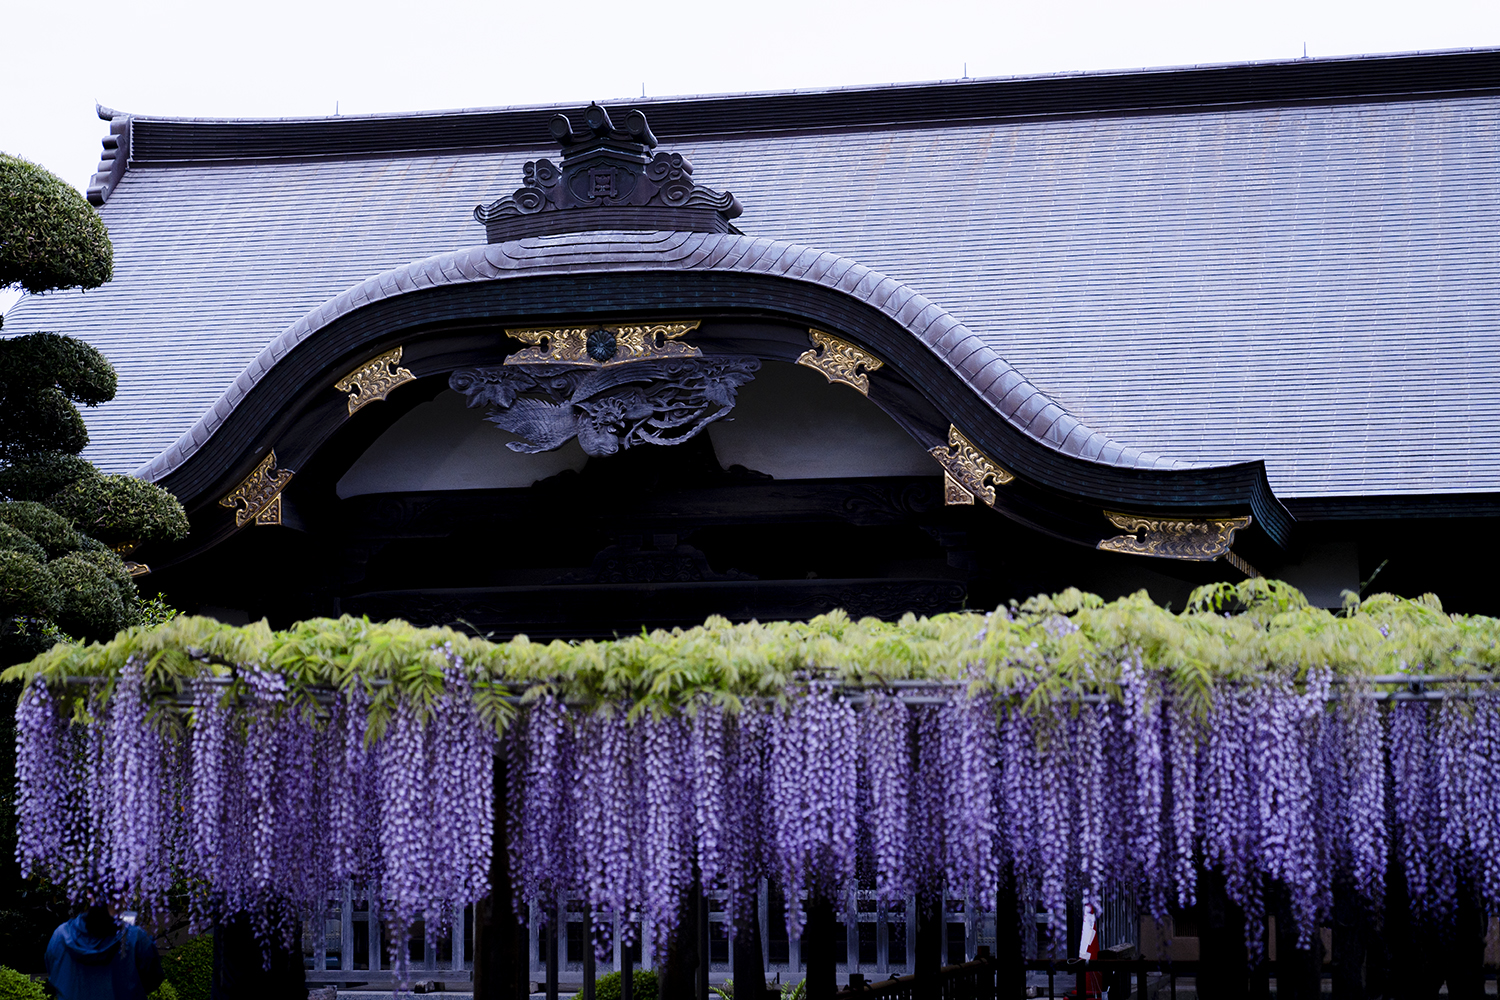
[9, 581, 1500, 970]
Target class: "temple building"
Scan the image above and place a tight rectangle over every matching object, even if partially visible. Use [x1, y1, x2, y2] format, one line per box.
[7, 48, 1500, 633]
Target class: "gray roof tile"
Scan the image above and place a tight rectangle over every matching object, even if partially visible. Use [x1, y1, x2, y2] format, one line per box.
[6, 89, 1498, 497]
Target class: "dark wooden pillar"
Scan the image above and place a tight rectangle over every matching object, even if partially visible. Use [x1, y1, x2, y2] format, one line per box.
[1445, 876, 1488, 1000]
[731, 888, 766, 1000]
[1381, 851, 1442, 998]
[658, 887, 698, 999]
[211, 910, 305, 1000]
[582, 906, 596, 1000]
[1330, 881, 1366, 999]
[544, 903, 559, 1000]
[474, 753, 528, 1000]
[697, 886, 711, 1000]
[621, 934, 635, 1000]
[913, 894, 942, 1000]
[1273, 900, 1323, 1000]
[1196, 868, 1249, 1000]
[803, 895, 840, 1000]
[995, 869, 1025, 999]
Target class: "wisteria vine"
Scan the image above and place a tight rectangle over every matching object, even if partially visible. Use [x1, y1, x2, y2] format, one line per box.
[10, 581, 1500, 967]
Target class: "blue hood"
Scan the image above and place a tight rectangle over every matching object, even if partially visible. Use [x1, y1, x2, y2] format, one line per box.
[57, 915, 124, 965]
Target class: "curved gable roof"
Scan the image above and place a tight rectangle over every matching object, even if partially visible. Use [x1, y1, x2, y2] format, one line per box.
[136, 231, 1181, 485]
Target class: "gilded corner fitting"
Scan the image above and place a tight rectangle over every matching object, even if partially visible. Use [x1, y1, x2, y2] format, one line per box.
[219, 451, 294, 528]
[336, 346, 416, 414]
[1096, 511, 1253, 562]
[796, 329, 884, 395]
[929, 425, 1014, 507]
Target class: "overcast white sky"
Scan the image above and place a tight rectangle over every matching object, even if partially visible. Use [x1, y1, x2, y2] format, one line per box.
[3, 0, 1498, 316]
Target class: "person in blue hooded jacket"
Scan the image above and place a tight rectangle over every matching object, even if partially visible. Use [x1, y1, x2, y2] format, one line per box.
[45, 903, 164, 1000]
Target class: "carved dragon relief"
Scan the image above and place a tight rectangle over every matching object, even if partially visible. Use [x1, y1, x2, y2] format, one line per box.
[451, 321, 758, 457]
[219, 451, 294, 527]
[1096, 511, 1253, 562]
[336, 346, 415, 414]
[796, 329, 884, 395]
[928, 425, 1014, 507]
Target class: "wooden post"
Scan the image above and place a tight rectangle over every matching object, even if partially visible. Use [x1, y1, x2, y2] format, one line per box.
[803, 895, 840, 1000]
[1330, 881, 1364, 999]
[474, 752, 527, 1000]
[913, 894, 942, 1000]
[212, 909, 305, 999]
[659, 888, 698, 999]
[1447, 875, 1487, 1000]
[994, 868, 1024, 999]
[621, 932, 635, 1000]
[1273, 900, 1321, 1000]
[1195, 868, 1249, 1000]
[697, 886, 711, 1000]
[582, 906, 596, 1000]
[545, 902, 559, 1000]
[731, 888, 766, 1000]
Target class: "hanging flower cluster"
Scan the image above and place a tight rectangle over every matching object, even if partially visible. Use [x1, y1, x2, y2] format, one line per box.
[13, 643, 495, 971]
[9, 579, 1500, 965]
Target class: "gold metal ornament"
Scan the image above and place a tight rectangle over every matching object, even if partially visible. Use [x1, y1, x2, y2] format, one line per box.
[335, 346, 415, 414]
[219, 451, 294, 527]
[796, 329, 884, 395]
[1096, 511, 1253, 561]
[929, 425, 1014, 507]
[503, 321, 701, 366]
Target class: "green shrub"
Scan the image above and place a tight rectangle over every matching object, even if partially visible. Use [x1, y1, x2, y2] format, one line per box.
[594, 968, 660, 1000]
[0, 454, 97, 502]
[0, 502, 81, 559]
[48, 553, 127, 640]
[160, 932, 213, 1000]
[136, 594, 179, 629]
[0, 965, 45, 1000]
[48, 473, 189, 547]
[0, 390, 90, 459]
[67, 546, 138, 618]
[148, 979, 179, 1000]
[0, 523, 44, 562]
[0, 155, 113, 296]
[0, 550, 60, 620]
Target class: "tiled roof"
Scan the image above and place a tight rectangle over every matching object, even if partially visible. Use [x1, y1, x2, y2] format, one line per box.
[134, 231, 1179, 484]
[7, 52, 1499, 499]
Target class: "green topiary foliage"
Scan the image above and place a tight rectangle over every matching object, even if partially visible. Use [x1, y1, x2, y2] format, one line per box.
[47, 553, 127, 641]
[0, 551, 60, 621]
[595, 969, 660, 1000]
[160, 933, 213, 1000]
[0, 524, 43, 562]
[0, 503, 81, 560]
[48, 474, 189, 547]
[0, 389, 90, 459]
[148, 979, 179, 1000]
[0, 333, 118, 459]
[0, 154, 113, 296]
[0, 453, 96, 502]
[0, 332, 116, 407]
[0, 964, 45, 1000]
[68, 545, 138, 619]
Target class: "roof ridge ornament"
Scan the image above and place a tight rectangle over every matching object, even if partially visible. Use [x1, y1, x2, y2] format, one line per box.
[474, 104, 742, 242]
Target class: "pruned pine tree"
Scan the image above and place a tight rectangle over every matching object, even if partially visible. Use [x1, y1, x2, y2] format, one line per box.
[0, 153, 187, 661]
